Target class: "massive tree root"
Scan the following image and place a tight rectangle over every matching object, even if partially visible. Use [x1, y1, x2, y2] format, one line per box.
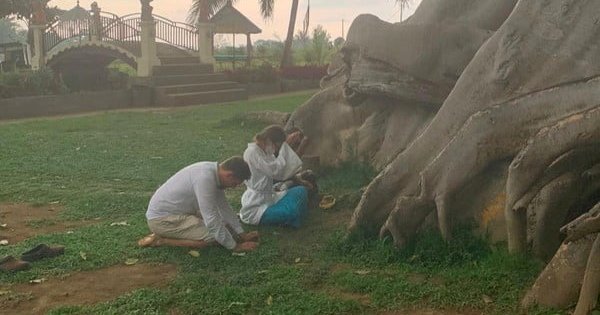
[574, 233, 600, 315]
[349, 0, 600, 246]
[521, 233, 596, 309]
[504, 107, 600, 254]
[368, 79, 600, 246]
[524, 203, 600, 312]
[288, 0, 600, 312]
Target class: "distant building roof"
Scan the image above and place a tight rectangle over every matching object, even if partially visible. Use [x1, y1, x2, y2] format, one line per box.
[210, 4, 261, 34]
[60, 2, 90, 21]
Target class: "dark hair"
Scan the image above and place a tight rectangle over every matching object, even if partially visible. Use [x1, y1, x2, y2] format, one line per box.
[220, 156, 251, 181]
[255, 125, 286, 145]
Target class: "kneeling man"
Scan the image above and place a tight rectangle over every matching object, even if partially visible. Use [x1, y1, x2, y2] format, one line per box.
[138, 156, 259, 252]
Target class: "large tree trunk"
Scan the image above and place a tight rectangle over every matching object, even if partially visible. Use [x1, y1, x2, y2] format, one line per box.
[287, 0, 600, 311]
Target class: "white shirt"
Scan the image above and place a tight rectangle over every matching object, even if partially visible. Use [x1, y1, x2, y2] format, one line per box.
[240, 142, 303, 225]
[146, 162, 244, 250]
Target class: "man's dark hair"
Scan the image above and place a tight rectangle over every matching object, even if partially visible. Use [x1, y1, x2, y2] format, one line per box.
[255, 125, 286, 145]
[220, 156, 251, 181]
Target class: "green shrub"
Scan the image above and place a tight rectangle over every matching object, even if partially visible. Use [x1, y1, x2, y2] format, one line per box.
[0, 69, 68, 98]
[224, 63, 280, 83]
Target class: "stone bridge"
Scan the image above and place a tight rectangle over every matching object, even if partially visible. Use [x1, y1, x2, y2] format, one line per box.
[31, 2, 215, 77]
[28, 1, 257, 106]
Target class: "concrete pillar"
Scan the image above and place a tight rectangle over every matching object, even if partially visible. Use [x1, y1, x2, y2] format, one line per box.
[137, 20, 161, 77]
[30, 25, 46, 70]
[196, 22, 215, 65]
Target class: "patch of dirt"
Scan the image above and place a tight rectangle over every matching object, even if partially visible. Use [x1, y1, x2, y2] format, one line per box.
[0, 263, 177, 314]
[330, 263, 352, 273]
[0, 203, 93, 244]
[380, 309, 483, 315]
[276, 196, 354, 250]
[325, 288, 372, 306]
[407, 273, 427, 284]
[405, 273, 446, 287]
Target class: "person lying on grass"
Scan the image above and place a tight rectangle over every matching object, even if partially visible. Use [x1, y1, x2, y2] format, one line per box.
[239, 125, 311, 228]
[138, 156, 259, 252]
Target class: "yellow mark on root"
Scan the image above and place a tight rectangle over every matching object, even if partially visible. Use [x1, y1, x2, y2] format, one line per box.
[480, 193, 506, 227]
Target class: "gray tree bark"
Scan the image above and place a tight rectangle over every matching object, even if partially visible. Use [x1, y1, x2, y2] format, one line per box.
[287, 0, 600, 311]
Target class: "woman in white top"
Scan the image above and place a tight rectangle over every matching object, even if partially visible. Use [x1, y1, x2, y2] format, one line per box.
[239, 125, 309, 227]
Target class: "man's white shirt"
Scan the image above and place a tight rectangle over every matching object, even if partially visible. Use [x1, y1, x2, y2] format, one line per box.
[146, 162, 244, 249]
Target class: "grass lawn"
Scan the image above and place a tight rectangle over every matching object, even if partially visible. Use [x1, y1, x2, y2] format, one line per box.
[0, 92, 563, 315]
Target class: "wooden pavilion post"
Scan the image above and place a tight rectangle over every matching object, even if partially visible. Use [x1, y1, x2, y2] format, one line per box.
[246, 33, 252, 67]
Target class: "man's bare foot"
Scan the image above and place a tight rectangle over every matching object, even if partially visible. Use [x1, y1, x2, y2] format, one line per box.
[137, 233, 162, 247]
[240, 231, 260, 242]
[233, 241, 259, 252]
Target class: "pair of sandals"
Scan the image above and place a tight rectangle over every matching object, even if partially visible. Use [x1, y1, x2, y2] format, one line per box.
[0, 244, 65, 272]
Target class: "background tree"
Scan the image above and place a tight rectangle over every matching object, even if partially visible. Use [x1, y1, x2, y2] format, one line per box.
[0, 18, 26, 43]
[0, 0, 62, 23]
[188, 0, 234, 24]
[311, 25, 331, 66]
[395, 0, 412, 21]
[280, 0, 299, 68]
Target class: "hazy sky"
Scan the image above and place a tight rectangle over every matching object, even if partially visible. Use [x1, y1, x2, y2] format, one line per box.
[50, 0, 421, 43]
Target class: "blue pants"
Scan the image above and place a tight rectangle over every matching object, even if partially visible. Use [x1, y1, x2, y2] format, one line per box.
[260, 186, 308, 228]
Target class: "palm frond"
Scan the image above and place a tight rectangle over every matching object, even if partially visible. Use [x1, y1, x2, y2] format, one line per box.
[259, 0, 275, 20]
[186, 0, 238, 25]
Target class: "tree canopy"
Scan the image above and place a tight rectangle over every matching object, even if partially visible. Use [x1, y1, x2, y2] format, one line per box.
[0, 0, 62, 24]
[0, 18, 27, 44]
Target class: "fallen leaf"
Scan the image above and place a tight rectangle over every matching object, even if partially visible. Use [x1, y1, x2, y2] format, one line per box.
[29, 278, 47, 284]
[79, 251, 87, 260]
[125, 258, 139, 265]
[266, 295, 273, 305]
[319, 195, 336, 210]
[354, 270, 371, 275]
[188, 250, 200, 257]
[66, 231, 74, 234]
[0, 240, 8, 246]
[294, 257, 301, 263]
[482, 294, 493, 304]
[257, 270, 269, 274]
[232, 252, 246, 257]
[110, 221, 129, 226]
[49, 201, 60, 204]
[0, 224, 7, 228]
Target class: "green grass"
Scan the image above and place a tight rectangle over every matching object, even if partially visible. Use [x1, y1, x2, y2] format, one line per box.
[0, 92, 565, 315]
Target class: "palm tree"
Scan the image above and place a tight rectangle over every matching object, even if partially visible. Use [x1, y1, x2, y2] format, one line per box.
[280, 0, 299, 68]
[395, 0, 413, 21]
[188, 0, 303, 69]
[187, 0, 236, 24]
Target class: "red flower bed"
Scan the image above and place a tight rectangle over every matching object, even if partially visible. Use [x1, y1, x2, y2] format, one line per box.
[280, 65, 328, 80]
